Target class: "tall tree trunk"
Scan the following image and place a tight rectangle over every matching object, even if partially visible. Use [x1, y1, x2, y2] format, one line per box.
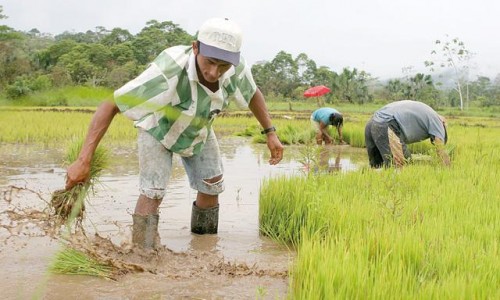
[456, 81, 464, 110]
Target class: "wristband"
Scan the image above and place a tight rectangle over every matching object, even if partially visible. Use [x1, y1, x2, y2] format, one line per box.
[261, 126, 276, 134]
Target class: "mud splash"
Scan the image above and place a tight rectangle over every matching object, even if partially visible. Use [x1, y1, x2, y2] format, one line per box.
[1, 182, 291, 299]
[1, 185, 289, 278]
[0, 139, 365, 299]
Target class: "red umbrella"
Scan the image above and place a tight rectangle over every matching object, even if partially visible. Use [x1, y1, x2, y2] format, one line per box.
[303, 85, 331, 98]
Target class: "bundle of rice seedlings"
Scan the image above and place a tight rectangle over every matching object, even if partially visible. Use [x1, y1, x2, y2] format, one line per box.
[51, 139, 108, 222]
[49, 246, 114, 279]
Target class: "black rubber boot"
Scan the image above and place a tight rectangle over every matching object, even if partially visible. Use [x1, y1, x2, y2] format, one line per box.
[132, 214, 160, 249]
[191, 201, 219, 234]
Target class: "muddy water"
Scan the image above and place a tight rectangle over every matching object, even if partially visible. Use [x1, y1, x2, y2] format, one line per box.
[0, 137, 367, 299]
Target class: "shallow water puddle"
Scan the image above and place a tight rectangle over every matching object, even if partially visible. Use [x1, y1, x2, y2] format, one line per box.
[0, 138, 366, 299]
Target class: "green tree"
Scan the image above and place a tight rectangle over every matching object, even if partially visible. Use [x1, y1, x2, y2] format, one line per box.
[0, 19, 30, 87]
[425, 35, 474, 110]
[252, 61, 275, 96]
[468, 76, 500, 107]
[132, 20, 193, 65]
[36, 39, 78, 70]
[104, 61, 138, 88]
[109, 42, 135, 65]
[0, 6, 23, 41]
[101, 28, 133, 46]
[336, 68, 373, 104]
[312, 66, 337, 87]
[270, 51, 299, 97]
[0, 6, 6, 19]
[55, 30, 101, 43]
[57, 43, 112, 85]
[295, 53, 317, 85]
[311, 66, 338, 105]
[385, 79, 406, 101]
[406, 73, 434, 101]
[251, 51, 302, 99]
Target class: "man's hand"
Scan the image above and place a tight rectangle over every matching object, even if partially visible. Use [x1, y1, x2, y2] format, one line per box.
[65, 158, 91, 190]
[246, 88, 283, 164]
[266, 132, 284, 165]
[322, 133, 333, 145]
[64, 100, 119, 190]
[434, 138, 451, 167]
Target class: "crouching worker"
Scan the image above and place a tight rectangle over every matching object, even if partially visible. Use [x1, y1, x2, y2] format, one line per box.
[365, 100, 450, 168]
[65, 18, 284, 250]
[311, 107, 345, 145]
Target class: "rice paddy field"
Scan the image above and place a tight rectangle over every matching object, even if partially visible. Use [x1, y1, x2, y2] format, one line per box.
[1, 103, 499, 299]
[258, 110, 500, 299]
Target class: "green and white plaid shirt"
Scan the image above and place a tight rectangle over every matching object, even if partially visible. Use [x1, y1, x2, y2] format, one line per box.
[114, 45, 257, 157]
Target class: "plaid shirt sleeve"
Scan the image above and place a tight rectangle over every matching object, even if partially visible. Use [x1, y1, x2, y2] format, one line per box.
[228, 57, 257, 109]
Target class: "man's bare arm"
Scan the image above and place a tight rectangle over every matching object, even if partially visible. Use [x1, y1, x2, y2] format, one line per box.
[66, 100, 120, 189]
[248, 88, 284, 165]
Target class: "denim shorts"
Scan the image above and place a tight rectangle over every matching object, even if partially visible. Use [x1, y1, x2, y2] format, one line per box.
[137, 128, 224, 199]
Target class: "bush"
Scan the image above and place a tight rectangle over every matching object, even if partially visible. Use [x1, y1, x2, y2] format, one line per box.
[6, 77, 32, 98]
[31, 74, 53, 91]
[5, 74, 53, 99]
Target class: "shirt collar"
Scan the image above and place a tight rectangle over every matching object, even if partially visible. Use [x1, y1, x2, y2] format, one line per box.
[186, 51, 198, 82]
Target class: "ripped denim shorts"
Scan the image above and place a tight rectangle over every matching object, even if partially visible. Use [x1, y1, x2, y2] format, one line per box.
[137, 128, 224, 200]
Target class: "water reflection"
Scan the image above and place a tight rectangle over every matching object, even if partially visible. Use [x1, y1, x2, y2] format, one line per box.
[0, 138, 369, 298]
[313, 145, 366, 173]
[0, 138, 367, 257]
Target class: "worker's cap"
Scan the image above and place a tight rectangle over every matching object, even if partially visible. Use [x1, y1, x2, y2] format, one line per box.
[197, 17, 242, 66]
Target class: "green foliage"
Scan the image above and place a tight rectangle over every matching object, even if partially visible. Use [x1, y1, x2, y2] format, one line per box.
[132, 20, 193, 64]
[5, 75, 32, 98]
[252, 53, 374, 105]
[342, 123, 366, 148]
[235, 124, 261, 137]
[51, 138, 109, 222]
[36, 39, 78, 70]
[57, 43, 112, 85]
[0, 107, 135, 144]
[2, 19, 498, 110]
[252, 51, 300, 98]
[426, 35, 474, 110]
[5, 74, 53, 98]
[260, 124, 500, 298]
[336, 67, 374, 104]
[50, 246, 113, 278]
[0, 5, 6, 19]
[0, 38, 31, 87]
[275, 124, 313, 145]
[0, 19, 194, 98]
[100, 28, 133, 46]
[2, 86, 111, 106]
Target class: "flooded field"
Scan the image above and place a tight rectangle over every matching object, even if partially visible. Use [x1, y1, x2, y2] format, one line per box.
[0, 137, 367, 299]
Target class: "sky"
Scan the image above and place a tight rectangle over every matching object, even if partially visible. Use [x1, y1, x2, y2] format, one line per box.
[2, 0, 500, 80]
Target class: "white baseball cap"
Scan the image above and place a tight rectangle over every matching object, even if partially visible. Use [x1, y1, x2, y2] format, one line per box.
[197, 17, 242, 66]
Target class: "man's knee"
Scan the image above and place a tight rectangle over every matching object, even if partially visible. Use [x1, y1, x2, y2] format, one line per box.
[203, 174, 223, 184]
[200, 174, 225, 195]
